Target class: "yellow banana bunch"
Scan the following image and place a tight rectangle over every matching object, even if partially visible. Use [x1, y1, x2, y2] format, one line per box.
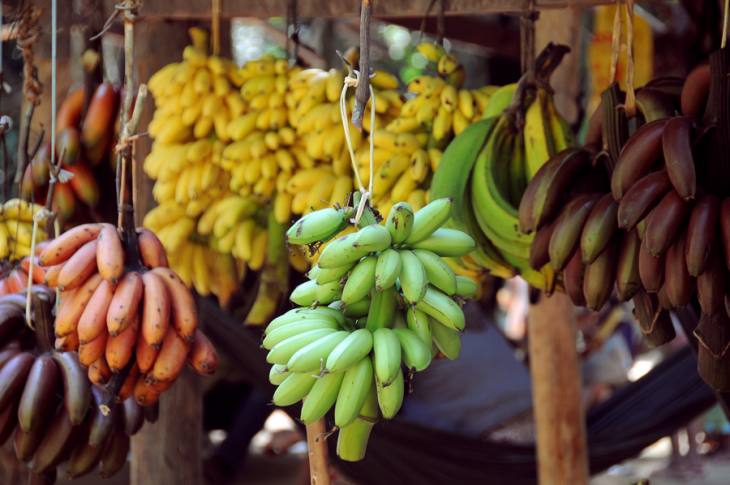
[0, 199, 48, 260]
[147, 27, 244, 144]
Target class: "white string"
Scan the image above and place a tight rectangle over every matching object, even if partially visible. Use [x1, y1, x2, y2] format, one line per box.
[339, 69, 376, 224]
[25, 207, 53, 327]
[25, 0, 58, 327]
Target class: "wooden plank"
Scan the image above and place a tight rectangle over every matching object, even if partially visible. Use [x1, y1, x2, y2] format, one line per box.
[527, 292, 589, 485]
[130, 17, 205, 485]
[137, 0, 612, 20]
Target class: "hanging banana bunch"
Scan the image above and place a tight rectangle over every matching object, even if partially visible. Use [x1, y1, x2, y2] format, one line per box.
[267, 198, 476, 461]
[431, 44, 574, 290]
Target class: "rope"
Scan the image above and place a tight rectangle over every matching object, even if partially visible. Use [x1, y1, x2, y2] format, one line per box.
[609, 0, 622, 84]
[723, 0, 729, 49]
[211, 0, 221, 57]
[624, 0, 636, 117]
[339, 70, 375, 225]
[16, 5, 43, 106]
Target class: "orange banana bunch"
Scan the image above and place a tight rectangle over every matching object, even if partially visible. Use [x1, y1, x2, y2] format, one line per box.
[21, 82, 119, 224]
[39, 223, 218, 406]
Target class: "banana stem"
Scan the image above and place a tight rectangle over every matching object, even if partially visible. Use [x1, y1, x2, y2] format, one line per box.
[351, 0, 372, 129]
[306, 418, 331, 485]
[352, 191, 378, 228]
[31, 291, 54, 353]
[114, 0, 147, 268]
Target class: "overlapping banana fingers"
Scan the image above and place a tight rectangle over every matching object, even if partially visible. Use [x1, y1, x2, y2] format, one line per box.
[38, 223, 219, 407]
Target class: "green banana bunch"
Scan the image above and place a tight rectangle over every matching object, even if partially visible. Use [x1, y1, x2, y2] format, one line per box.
[431, 80, 574, 290]
[264, 197, 478, 462]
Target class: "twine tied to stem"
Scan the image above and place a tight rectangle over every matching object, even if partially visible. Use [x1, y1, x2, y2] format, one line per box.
[339, 69, 376, 225]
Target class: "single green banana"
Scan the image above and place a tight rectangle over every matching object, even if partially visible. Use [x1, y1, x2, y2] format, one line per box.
[316, 280, 343, 305]
[336, 382, 378, 462]
[289, 280, 318, 306]
[334, 357, 374, 427]
[366, 287, 397, 331]
[341, 256, 377, 305]
[394, 328, 432, 371]
[482, 83, 517, 118]
[431, 320, 462, 359]
[286, 207, 351, 245]
[318, 233, 371, 269]
[262, 319, 340, 350]
[376, 368, 404, 419]
[455, 275, 478, 298]
[269, 364, 290, 385]
[413, 249, 457, 295]
[272, 372, 318, 406]
[405, 198, 453, 244]
[375, 248, 402, 290]
[398, 250, 427, 303]
[326, 329, 374, 373]
[406, 307, 432, 346]
[286, 331, 350, 373]
[385, 202, 414, 244]
[372, 328, 402, 386]
[342, 297, 371, 318]
[313, 263, 353, 285]
[352, 224, 392, 253]
[410, 228, 475, 257]
[415, 286, 465, 331]
[266, 307, 343, 335]
[300, 372, 345, 424]
[266, 328, 337, 365]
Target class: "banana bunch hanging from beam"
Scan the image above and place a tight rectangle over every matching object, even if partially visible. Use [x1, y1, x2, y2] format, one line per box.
[266, 198, 476, 462]
[430, 73, 573, 289]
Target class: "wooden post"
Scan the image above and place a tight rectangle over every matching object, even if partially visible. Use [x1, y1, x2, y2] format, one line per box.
[528, 8, 589, 485]
[306, 419, 331, 485]
[129, 16, 204, 485]
[527, 292, 589, 485]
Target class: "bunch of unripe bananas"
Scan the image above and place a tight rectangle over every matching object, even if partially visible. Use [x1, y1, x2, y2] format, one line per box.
[516, 56, 730, 391]
[263, 198, 476, 461]
[34, 223, 218, 406]
[430, 68, 572, 290]
[0, 286, 150, 480]
[21, 82, 119, 223]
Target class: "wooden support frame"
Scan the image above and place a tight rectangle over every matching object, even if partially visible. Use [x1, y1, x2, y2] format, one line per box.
[118, 0, 612, 20]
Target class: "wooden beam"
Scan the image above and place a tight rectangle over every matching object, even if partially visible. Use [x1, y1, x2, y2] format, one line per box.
[527, 292, 589, 485]
[136, 0, 612, 21]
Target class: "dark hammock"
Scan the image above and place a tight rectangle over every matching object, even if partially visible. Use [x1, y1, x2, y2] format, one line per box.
[199, 297, 717, 485]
